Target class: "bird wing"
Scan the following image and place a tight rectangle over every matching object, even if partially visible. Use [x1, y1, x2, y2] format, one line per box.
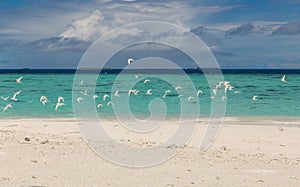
[128, 58, 134, 64]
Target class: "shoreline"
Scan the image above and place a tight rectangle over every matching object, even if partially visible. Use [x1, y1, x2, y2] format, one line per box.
[0, 115, 299, 126]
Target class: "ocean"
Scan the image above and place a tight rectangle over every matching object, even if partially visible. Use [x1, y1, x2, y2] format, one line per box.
[0, 70, 299, 119]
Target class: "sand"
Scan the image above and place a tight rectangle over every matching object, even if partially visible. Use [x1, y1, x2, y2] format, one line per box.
[0, 117, 299, 186]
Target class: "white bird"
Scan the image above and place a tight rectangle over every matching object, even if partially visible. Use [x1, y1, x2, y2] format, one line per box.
[212, 88, 217, 96]
[175, 86, 182, 91]
[40, 96, 47, 102]
[11, 90, 22, 101]
[16, 76, 23, 83]
[281, 75, 286, 82]
[40, 96, 48, 105]
[178, 94, 183, 98]
[234, 91, 240, 94]
[197, 90, 203, 97]
[128, 89, 139, 96]
[55, 97, 65, 110]
[93, 95, 98, 100]
[134, 74, 140, 79]
[97, 103, 103, 108]
[162, 90, 171, 98]
[144, 79, 150, 84]
[80, 89, 88, 96]
[252, 95, 258, 100]
[1, 96, 9, 101]
[107, 101, 114, 107]
[146, 89, 152, 95]
[3, 103, 12, 112]
[188, 96, 194, 102]
[76, 97, 83, 103]
[222, 96, 227, 102]
[224, 83, 234, 93]
[79, 80, 84, 85]
[113, 90, 120, 97]
[128, 58, 134, 65]
[103, 94, 109, 101]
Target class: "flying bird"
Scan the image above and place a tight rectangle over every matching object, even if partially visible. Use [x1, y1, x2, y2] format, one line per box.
[146, 89, 152, 95]
[103, 94, 109, 101]
[55, 97, 65, 110]
[224, 83, 233, 93]
[128, 58, 134, 65]
[197, 90, 203, 97]
[40, 96, 48, 105]
[55, 97, 65, 109]
[144, 79, 150, 84]
[281, 75, 287, 82]
[97, 103, 103, 108]
[175, 86, 182, 91]
[3, 103, 12, 112]
[16, 76, 23, 83]
[93, 95, 98, 100]
[252, 95, 258, 100]
[188, 96, 194, 102]
[222, 96, 227, 102]
[163, 90, 171, 98]
[76, 97, 83, 103]
[113, 90, 120, 97]
[1, 96, 9, 101]
[212, 89, 217, 96]
[107, 101, 114, 107]
[11, 90, 22, 101]
[128, 89, 139, 96]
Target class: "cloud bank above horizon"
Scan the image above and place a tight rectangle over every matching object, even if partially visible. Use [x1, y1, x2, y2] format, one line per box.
[1, 0, 300, 69]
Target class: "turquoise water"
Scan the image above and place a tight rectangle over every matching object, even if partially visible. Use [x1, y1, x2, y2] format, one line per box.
[0, 73, 299, 118]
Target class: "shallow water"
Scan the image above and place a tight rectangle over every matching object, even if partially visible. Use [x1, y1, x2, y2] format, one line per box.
[0, 73, 299, 118]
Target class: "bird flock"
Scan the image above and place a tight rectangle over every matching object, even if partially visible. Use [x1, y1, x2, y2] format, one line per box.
[1, 65, 289, 113]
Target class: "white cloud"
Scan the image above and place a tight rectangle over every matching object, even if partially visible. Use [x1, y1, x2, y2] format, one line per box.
[57, 2, 197, 42]
[59, 10, 113, 41]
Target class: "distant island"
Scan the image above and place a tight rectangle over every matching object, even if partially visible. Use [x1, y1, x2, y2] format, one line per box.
[0, 68, 299, 74]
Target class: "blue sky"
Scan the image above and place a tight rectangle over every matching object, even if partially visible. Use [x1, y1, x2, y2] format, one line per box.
[0, 0, 300, 69]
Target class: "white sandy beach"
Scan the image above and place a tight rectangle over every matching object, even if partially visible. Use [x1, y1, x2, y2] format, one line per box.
[0, 117, 299, 186]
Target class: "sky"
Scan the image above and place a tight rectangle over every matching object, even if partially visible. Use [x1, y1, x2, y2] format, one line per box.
[0, 0, 300, 69]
